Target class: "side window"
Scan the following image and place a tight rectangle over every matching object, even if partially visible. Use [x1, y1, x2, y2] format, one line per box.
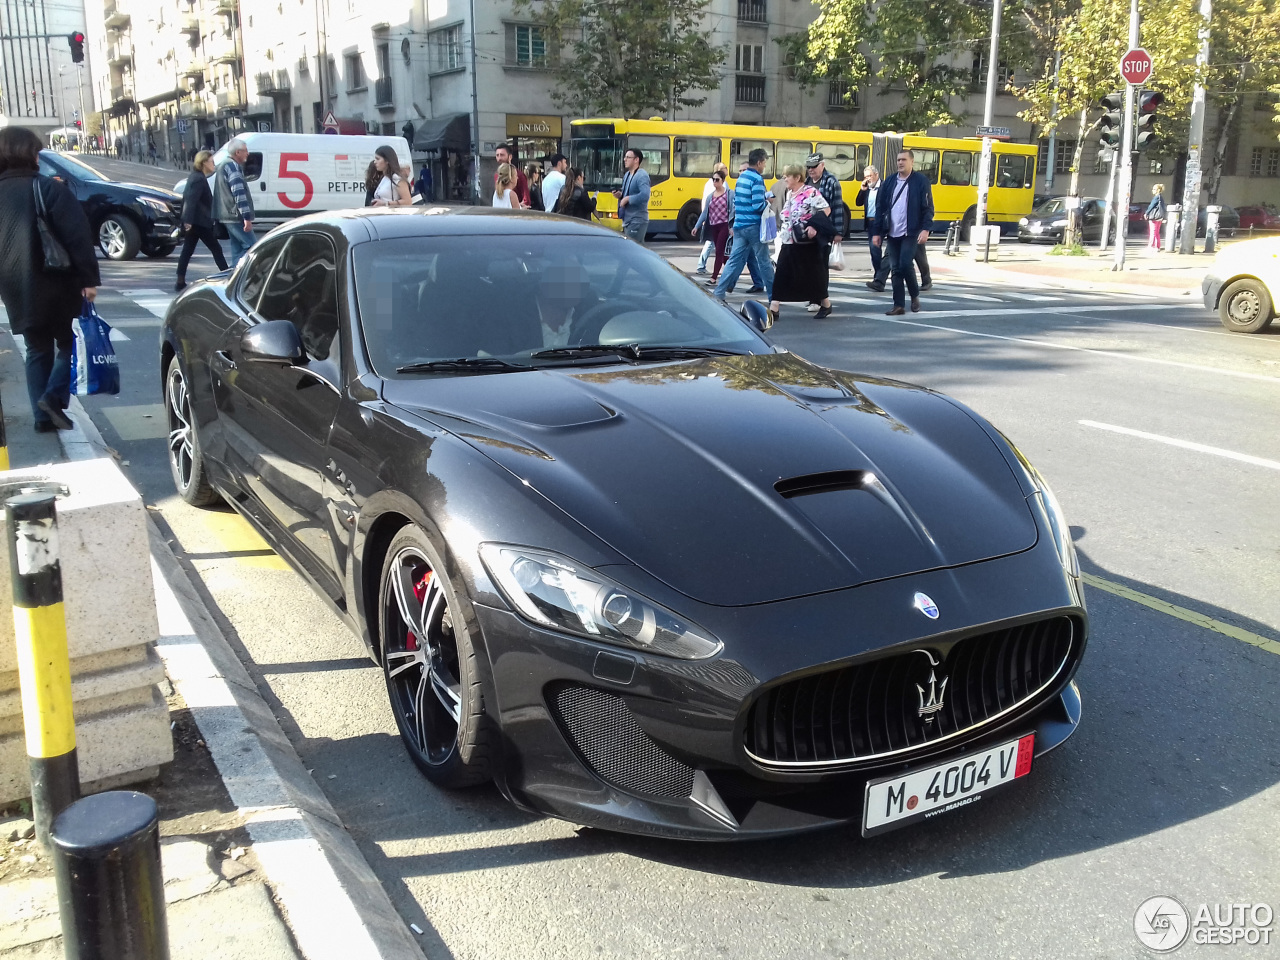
[939, 151, 973, 186]
[775, 141, 813, 173]
[244, 152, 264, 182]
[913, 149, 940, 184]
[38, 157, 63, 179]
[674, 137, 721, 178]
[730, 139, 774, 178]
[238, 240, 286, 311]
[625, 135, 670, 185]
[995, 154, 1029, 189]
[816, 142, 864, 181]
[257, 234, 341, 364]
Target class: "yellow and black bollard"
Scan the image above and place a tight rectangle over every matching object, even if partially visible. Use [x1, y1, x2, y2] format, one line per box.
[5, 492, 79, 845]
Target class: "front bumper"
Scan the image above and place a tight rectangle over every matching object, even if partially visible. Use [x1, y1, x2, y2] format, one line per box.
[474, 543, 1087, 840]
[1018, 225, 1062, 243]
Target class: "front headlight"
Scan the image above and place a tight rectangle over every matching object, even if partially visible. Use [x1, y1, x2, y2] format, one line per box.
[1018, 217, 1028, 226]
[138, 196, 172, 214]
[479, 544, 723, 660]
[1050, 218, 1068, 228]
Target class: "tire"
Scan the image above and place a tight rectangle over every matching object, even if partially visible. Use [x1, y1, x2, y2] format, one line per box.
[164, 355, 220, 507]
[143, 243, 175, 259]
[98, 213, 142, 260]
[1217, 278, 1275, 334]
[378, 526, 494, 788]
[839, 204, 852, 240]
[960, 211, 976, 243]
[675, 200, 701, 242]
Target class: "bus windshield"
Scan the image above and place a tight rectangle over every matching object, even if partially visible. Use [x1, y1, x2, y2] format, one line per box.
[571, 137, 624, 191]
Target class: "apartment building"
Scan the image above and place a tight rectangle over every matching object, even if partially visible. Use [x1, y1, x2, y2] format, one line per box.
[0, 0, 93, 140]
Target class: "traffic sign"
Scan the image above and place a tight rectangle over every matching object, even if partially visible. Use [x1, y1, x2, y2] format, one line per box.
[321, 110, 339, 133]
[176, 119, 189, 133]
[976, 125, 1011, 140]
[1119, 48, 1153, 85]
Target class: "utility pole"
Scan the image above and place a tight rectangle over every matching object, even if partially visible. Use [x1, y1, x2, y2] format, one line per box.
[1045, 49, 1062, 192]
[1179, 0, 1211, 254]
[77, 64, 87, 148]
[974, 0, 1003, 229]
[1099, 148, 1120, 251]
[1113, 0, 1141, 272]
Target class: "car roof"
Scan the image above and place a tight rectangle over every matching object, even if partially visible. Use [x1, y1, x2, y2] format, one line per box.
[263, 206, 617, 245]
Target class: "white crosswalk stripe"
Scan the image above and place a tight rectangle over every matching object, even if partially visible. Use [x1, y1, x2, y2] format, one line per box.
[119, 288, 175, 320]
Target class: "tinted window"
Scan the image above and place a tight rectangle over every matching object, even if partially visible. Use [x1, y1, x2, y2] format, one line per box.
[815, 142, 868, 181]
[626, 135, 670, 184]
[38, 151, 104, 181]
[940, 151, 974, 186]
[353, 234, 768, 378]
[257, 234, 341, 362]
[913, 149, 940, 184]
[775, 141, 813, 173]
[730, 140, 774, 178]
[238, 240, 286, 311]
[674, 137, 721, 178]
[244, 152, 263, 182]
[570, 137, 623, 191]
[996, 154, 1030, 189]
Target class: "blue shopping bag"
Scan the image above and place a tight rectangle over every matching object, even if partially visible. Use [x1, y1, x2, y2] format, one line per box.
[71, 299, 120, 396]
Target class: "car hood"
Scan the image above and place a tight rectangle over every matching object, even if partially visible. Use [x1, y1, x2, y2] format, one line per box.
[382, 353, 1038, 606]
[110, 181, 181, 202]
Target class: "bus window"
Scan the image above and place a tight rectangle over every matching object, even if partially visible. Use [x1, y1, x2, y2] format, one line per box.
[995, 154, 1030, 189]
[571, 136, 624, 191]
[730, 139, 774, 177]
[674, 137, 722, 178]
[939, 151, 973, 186]
[775, 141, 812, 172]
[816, 142, 865, 180]
[626, 134, 671, 184]
[913, 149, 940, 184]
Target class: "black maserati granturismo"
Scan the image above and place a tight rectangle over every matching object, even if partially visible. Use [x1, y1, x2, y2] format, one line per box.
[160, 207, 1087, 840]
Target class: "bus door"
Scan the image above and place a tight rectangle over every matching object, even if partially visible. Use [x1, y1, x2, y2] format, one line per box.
[872, 134, 903, 180]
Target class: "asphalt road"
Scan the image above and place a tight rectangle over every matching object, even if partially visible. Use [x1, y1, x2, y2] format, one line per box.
[29, 157, 1280, 959]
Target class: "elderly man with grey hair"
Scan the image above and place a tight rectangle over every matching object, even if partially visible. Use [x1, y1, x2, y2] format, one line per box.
[213, 137, 256, 266]
[855, 164, 887, 287]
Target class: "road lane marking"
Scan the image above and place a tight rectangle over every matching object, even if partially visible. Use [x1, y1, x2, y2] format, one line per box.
[1082, 573, 1280, 656]
[108, 327, 130, 341]
[119, 288, 174, 319]
[190, 510, 289, 571]
[867, 316, 1280, 383]
[950, 293, 1004, 302]
[1078, 420, 1280, 471]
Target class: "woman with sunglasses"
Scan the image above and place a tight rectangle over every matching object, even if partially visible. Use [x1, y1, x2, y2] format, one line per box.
[691, 169, 735, 285]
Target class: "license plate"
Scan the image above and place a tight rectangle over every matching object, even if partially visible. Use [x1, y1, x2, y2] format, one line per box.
[1029, 223, 1043, 233]
[862, 733, 1035, 836]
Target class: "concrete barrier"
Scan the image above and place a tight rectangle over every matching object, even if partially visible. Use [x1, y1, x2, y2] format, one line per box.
[971, 224, 1001, 261]
[0, 458, 172, 803]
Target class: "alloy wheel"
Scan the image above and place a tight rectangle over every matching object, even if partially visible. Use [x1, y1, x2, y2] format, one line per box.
[99, 219, 127, 258]
[166, 365, 195, 491]
[383, 547, 464, 764]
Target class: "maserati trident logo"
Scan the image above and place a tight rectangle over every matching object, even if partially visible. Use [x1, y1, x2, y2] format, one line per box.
[915, 651, 948, 724]
[912, 591, 939, 619]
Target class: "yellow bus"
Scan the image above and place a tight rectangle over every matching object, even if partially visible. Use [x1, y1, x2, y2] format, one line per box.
[568, 118, 1039, 241]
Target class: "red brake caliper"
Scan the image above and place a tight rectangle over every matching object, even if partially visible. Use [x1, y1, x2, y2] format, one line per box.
[405, 568, 433, 651]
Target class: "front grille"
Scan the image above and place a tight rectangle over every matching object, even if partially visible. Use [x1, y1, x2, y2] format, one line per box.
[550, 684, 696, 799]
[744, 617, 1076, 768]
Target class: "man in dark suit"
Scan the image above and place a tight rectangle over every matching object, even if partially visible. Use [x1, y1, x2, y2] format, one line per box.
[871, 149, 934, 315]
[855, 165, 885, 286]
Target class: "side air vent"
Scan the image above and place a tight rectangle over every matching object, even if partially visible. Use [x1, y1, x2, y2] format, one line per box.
[549, 684, 696, 799]
[774, 470, 868, 499]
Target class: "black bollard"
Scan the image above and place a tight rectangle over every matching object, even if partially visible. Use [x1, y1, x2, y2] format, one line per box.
[50, 791, 170, 960]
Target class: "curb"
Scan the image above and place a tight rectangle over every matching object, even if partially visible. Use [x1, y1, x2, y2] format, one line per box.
[60, 397, 425, 960]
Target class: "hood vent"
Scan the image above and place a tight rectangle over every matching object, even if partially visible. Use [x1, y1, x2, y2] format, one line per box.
[774, 470, 868, 499]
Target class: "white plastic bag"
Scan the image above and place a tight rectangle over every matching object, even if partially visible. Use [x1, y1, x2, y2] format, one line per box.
[828, 242, 846, 270]
[759, 207, 778, 243]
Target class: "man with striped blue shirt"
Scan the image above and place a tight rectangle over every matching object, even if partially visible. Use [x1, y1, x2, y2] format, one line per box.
[713, 148, 774, 302]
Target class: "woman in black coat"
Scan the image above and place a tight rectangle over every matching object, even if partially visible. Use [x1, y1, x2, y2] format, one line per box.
[556, 168, 596, 221]
[0, 127, 100, 432]
[175, 150, 229, 290]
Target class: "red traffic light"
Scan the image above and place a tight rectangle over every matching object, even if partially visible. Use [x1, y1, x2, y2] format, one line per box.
[1138, 91, 1164, 114]
[68, 32, 85, 63]
[71, 31, 84, 42]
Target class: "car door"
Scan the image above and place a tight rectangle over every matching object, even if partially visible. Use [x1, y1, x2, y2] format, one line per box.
[212, 232, 345, 600]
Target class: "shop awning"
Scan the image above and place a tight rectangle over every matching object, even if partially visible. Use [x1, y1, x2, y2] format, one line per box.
[413, 112, 470, 153]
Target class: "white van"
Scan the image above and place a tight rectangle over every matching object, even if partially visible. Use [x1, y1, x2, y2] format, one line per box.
[175, 132, 414, 223]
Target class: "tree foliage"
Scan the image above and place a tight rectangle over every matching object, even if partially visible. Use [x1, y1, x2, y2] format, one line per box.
[510, 0, 724, 119]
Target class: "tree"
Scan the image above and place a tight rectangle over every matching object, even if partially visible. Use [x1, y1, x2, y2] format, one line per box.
[510, 0, 724, 119]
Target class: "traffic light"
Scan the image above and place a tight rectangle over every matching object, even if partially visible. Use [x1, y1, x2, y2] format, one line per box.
[74, 120, 82, 128]
[1136, 90, 1164, 151]
[68, 32, 85, 63]
[1098, 92, 1124, 148]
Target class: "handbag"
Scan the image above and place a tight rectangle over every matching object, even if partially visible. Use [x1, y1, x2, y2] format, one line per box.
[33, 178, 72, 272]
[71, 299, 121, 396]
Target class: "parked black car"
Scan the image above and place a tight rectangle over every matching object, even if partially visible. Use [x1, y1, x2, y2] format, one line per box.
[160, 208, 1088, 840]
[37, 150, 182, 261]
[1018, 197, 1107, 243]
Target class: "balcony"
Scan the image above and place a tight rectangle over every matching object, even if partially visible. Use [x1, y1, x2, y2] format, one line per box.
[735, 74, 765, 104]
[214, 0, 236, 14]
[216, 88, 245, 111]
[104, 2, 130, 29]
[179, 99, 208, 118]
[110, 83, 134, 104]
[106, 42, 131, 66]
[255, 70, 291, 96]
[182, 58, 205, 78]
[178, 15, 200, 35]
[737, 0, 766, 22]
[375, 76, 393, 107]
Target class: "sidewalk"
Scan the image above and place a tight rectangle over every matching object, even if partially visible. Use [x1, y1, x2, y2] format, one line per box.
[0, 337, 425, 958]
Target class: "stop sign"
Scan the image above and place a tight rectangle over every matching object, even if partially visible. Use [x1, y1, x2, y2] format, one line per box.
[1120, 47, 1153, 85]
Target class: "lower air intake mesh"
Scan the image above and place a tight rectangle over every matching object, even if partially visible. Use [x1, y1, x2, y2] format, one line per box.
[549, 684, 696, 799]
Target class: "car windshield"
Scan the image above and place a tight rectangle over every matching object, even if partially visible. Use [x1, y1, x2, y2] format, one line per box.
[43, 152, 105, 181]
[353, 233, 769, 378]
[1033, 199, 1066, 215]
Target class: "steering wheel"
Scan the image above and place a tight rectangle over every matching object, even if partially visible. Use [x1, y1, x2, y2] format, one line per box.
[572, 299, 649, 343]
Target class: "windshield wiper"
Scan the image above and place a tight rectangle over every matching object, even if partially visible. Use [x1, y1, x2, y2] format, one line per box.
[530, 344, 742, 362]
[396, 357, 532, 374]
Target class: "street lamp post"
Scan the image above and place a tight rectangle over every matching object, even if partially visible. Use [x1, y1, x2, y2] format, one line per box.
[974, 0, 1004, 231]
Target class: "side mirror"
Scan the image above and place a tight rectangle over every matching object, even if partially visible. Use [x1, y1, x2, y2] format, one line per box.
[242, 319, 303, 364]
[740, 299, 773, 332]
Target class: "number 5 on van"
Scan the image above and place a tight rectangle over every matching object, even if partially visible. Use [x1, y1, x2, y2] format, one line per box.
[278, 153, 313, 209]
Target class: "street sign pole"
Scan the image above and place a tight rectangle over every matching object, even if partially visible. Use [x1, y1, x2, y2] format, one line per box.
[974, 0, 1003, 231]
[1179, 0, 1211, 254]
[1113, 2, 1145, 272]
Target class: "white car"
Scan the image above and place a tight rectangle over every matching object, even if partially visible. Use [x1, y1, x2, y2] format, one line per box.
[1202, 236, 1279, 333]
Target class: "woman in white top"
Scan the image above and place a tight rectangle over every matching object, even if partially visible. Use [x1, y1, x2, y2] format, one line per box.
[492, 163, 519, 209]
[368, 146, 412, 207]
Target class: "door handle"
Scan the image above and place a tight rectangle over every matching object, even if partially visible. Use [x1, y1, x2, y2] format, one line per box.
[214, 349, 237, 370]
[260, 182, 267, 191]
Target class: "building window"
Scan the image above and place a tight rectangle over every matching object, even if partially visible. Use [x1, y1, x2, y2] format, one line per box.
[972, 53, 1013, 91]
[736, 43, 763, 74]
[1038, 139, 1076, 175]
[737, 0, 766, 22]
[506, 23, 548, 68]
[1269, 148, 1280, 177]
[735, 74, 765, 103]
[294, 105, 303, 133]
[827, 80, 858, 109]
[1148, 157, 1167, 175]
[344, 52, 364, 90]
[429, 25, 462, 74]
